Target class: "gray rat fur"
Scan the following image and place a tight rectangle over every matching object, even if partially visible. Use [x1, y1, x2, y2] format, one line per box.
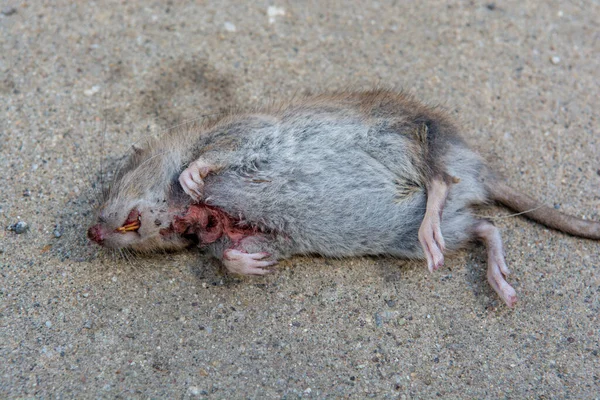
[88, 90, 600, 307]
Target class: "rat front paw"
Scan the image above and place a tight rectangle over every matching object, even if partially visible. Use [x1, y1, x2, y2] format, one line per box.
[178, 160, 213, 202]
[223, 249, 277, 276]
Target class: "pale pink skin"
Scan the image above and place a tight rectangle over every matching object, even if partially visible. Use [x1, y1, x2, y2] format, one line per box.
[418, 179, 448, 273]
[474, 220, 517, 307]
[222, 249, 277, 276]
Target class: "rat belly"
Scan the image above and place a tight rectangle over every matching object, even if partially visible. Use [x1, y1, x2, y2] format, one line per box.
[202, 149, 473, 259]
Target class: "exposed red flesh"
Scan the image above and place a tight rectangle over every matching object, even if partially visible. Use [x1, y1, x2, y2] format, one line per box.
[169, 204, 257, 244]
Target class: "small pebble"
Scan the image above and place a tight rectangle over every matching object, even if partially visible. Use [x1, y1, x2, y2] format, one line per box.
[374, 312, 383, 327]
[486, 3, 496, 10]
[83, 320, 93, 329]
[550, 56, 561, 65]
[267, 6, 285, 24]
[224, 21, 236, 32]
[84, 85, 100, 96]
[1, 7, 17, 16]
[9, 221, 29, 234]
[45, 321, 52, 328]
[53, 228, 62, 238]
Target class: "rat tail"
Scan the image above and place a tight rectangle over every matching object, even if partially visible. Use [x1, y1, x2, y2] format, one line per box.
[488, 180, 600, 240]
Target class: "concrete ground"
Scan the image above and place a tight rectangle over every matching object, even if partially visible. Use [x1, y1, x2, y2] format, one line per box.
[1, 0, 599, 398]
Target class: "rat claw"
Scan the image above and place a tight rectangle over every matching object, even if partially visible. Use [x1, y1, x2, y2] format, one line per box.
[248, 252, 272, 260]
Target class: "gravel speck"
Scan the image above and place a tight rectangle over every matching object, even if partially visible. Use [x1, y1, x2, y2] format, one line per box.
[84, 85, 100, 96]
[374, 312, 383, 327]
[1, 7, 17, 16]
[53, 227, 62, 238]
[9, 221, 29, 234]
[550, 56, 561, 65]
[267, 6, 285, 24]
[46, 320, 52, 328]
[224, 22, 236, 32]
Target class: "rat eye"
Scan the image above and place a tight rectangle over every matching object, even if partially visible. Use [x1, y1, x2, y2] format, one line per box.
[115, 209, 141, 233]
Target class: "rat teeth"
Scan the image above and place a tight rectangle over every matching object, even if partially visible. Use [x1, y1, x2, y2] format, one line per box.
[116, 220, 141, 232]
[116, 209, 142, 233]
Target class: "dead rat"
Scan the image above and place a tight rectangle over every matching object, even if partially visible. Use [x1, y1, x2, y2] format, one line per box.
[87, 90, 600, 307]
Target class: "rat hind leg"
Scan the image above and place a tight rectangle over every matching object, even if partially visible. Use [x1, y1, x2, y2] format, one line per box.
[418, 177, 449, 272]
[473, 220, 517, 307]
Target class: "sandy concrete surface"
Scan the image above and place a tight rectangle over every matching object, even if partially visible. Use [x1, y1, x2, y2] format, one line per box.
[1, 0, 599, 398]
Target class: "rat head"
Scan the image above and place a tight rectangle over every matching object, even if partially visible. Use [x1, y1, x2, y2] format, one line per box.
[87, 142, 192, 252]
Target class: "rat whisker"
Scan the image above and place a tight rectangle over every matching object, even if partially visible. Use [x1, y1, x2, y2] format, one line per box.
[473, 205, 547, 220]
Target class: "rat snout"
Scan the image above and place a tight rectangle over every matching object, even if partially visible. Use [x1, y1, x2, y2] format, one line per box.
[87, 224, 106, 245]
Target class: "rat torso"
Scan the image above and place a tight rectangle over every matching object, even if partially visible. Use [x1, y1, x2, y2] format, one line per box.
[195, 96, 486, 260]
[88, 90, 600, 307]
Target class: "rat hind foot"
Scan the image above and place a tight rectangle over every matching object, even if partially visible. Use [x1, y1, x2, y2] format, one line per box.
[418, 177, 449, 272]
[179, 159, 215, 202]
[223, 249, 278, 276]
[474, 220, 517, 307]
